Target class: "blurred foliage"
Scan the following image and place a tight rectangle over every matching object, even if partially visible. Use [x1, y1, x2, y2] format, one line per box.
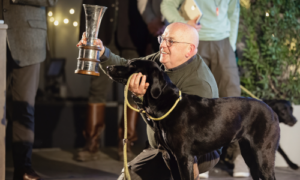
[238, 0, 300, 104]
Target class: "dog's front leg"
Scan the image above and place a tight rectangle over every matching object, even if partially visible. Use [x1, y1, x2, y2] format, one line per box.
[175, 154, 195, 180]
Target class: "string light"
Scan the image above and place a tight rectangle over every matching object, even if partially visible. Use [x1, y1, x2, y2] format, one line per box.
[54, 20, 59, 26]
[50, 17, 55, 22]
[64, 18, 69, 24]
[48, 11, 53, 16]
[70, 9, 75, 14]
[73, 21, 78, 27]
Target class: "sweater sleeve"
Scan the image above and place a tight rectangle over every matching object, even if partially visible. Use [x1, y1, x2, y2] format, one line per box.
[99, 48, 159, 75]
[99, 48, 130, 75]
[227, 0, 240, 51]
[160, 0, 187, 23]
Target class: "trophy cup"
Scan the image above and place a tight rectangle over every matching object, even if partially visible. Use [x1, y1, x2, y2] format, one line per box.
[75, 4, 107, 76]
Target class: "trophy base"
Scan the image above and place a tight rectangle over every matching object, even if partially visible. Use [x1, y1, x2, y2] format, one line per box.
[75, 70, 100, 76]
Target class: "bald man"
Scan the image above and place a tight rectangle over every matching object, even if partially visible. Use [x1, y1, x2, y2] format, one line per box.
[78, 22, 220, 180]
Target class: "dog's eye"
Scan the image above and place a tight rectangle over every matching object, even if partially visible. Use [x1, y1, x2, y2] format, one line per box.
[129, 65, 136, 68]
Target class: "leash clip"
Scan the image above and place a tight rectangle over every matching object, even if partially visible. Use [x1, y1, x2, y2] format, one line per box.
[123, 138, 128, 145]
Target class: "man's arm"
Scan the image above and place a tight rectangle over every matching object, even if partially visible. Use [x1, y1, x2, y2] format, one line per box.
[137, 0, 156, 24]
[11, 0, 58, 7]
[161, 0, 201, 31]
[99, 48, 130, 74]
[100, 48, 150, 97]
[160, 0, 186, 23]
[137, 0, 165, 36]
[77, 33, 153, 96]
[227, 0, 240, 51]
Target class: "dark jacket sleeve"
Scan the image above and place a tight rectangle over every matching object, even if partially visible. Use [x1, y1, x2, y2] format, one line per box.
[99, 47, 161, 74]
[12, 0, 58, 7]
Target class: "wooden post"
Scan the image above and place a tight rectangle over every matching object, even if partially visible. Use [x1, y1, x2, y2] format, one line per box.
[0, 23, 8, 180]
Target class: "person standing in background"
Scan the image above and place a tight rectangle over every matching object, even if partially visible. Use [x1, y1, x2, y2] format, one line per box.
[137, 0, 168, 53]
[161, 0, 246, 178]
[75, 0, 150, 162]
[1, 0, 58, 179]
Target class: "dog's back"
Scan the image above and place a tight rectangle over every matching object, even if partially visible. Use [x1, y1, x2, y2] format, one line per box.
[161, 95, 280, 180]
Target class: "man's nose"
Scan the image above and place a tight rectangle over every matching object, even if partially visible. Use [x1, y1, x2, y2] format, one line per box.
[160, 39, 167, 48]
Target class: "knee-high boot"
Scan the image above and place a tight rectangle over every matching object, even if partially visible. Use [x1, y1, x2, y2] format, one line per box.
[118, 104, 139, 161]
[75, 103, 106, 161]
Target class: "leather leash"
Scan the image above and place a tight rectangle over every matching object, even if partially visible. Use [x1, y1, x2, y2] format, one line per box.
[240, 85, 261, 100]
[123, 73, 182, 180]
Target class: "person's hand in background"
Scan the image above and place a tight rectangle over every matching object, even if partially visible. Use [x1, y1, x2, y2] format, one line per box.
[187, 15, 202, 31]
[147, 17, 166, 36]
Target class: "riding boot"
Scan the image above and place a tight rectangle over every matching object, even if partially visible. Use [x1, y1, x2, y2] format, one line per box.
[118, 104, 139, 161]
[75, 103, 106, 161]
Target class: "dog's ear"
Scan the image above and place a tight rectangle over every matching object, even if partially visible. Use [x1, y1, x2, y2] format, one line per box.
[150, 69, 167, 99]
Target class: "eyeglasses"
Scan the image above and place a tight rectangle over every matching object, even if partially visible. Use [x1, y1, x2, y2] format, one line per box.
[157, 36, 192, 47]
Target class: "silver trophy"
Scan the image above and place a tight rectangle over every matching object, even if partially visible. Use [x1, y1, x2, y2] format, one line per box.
[75, 4, 107, 76]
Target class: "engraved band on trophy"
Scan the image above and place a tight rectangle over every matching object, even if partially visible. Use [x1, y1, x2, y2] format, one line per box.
[75, 4, 107, 76]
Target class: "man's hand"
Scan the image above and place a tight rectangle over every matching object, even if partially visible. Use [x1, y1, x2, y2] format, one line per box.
[187, 15, 202, 31]
[147, 17, 165, 36]
[77, 32, 106, 57]
[129, 73, 150, 97]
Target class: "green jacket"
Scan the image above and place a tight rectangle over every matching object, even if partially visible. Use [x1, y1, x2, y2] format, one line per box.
[100, 48, 219, 148]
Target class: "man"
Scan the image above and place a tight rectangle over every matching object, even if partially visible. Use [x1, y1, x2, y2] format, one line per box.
[1, 0, 58, 179]
[161, 0, 246, 178]
[78, 22, 220, 180]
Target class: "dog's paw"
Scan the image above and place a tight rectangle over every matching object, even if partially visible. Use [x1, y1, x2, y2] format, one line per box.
[289, 162, 299, 170]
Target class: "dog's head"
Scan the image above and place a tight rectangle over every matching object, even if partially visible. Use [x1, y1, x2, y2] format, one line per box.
[263, 99, 297, 126]
[107, 60, 169, 99]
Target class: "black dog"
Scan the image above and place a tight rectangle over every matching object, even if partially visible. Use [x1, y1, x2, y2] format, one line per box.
[263, 100, 298, 170]
[107, 60, 280, 180]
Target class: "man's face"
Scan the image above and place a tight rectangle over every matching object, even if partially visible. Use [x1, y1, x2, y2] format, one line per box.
[159, 27, 186, 69]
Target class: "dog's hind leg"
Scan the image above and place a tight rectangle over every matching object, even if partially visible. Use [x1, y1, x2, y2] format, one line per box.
[166, 151, 182, 180]
[239, 139, 260, 180]
[240, 133, 278, 180]
[173, 153, 195, 180]
[240, 139, 277, 180]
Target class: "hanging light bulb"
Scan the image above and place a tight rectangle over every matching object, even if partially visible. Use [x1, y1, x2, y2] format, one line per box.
[64, 18, 69, 24]
[54, 20, 59, 26]
[48, 11, 53, 17]
[73, 21, 78, 27]
[70, 8, 75, 14]
[50, 17, 55, 22]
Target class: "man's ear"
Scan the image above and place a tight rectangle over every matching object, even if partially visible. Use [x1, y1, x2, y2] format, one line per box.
[150, 69, 167, 99]
[185, 44, 196, 57]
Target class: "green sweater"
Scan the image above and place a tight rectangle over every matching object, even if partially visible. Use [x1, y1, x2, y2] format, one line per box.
[100, 48, 219, 148]
[161, 0, 240, 51]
